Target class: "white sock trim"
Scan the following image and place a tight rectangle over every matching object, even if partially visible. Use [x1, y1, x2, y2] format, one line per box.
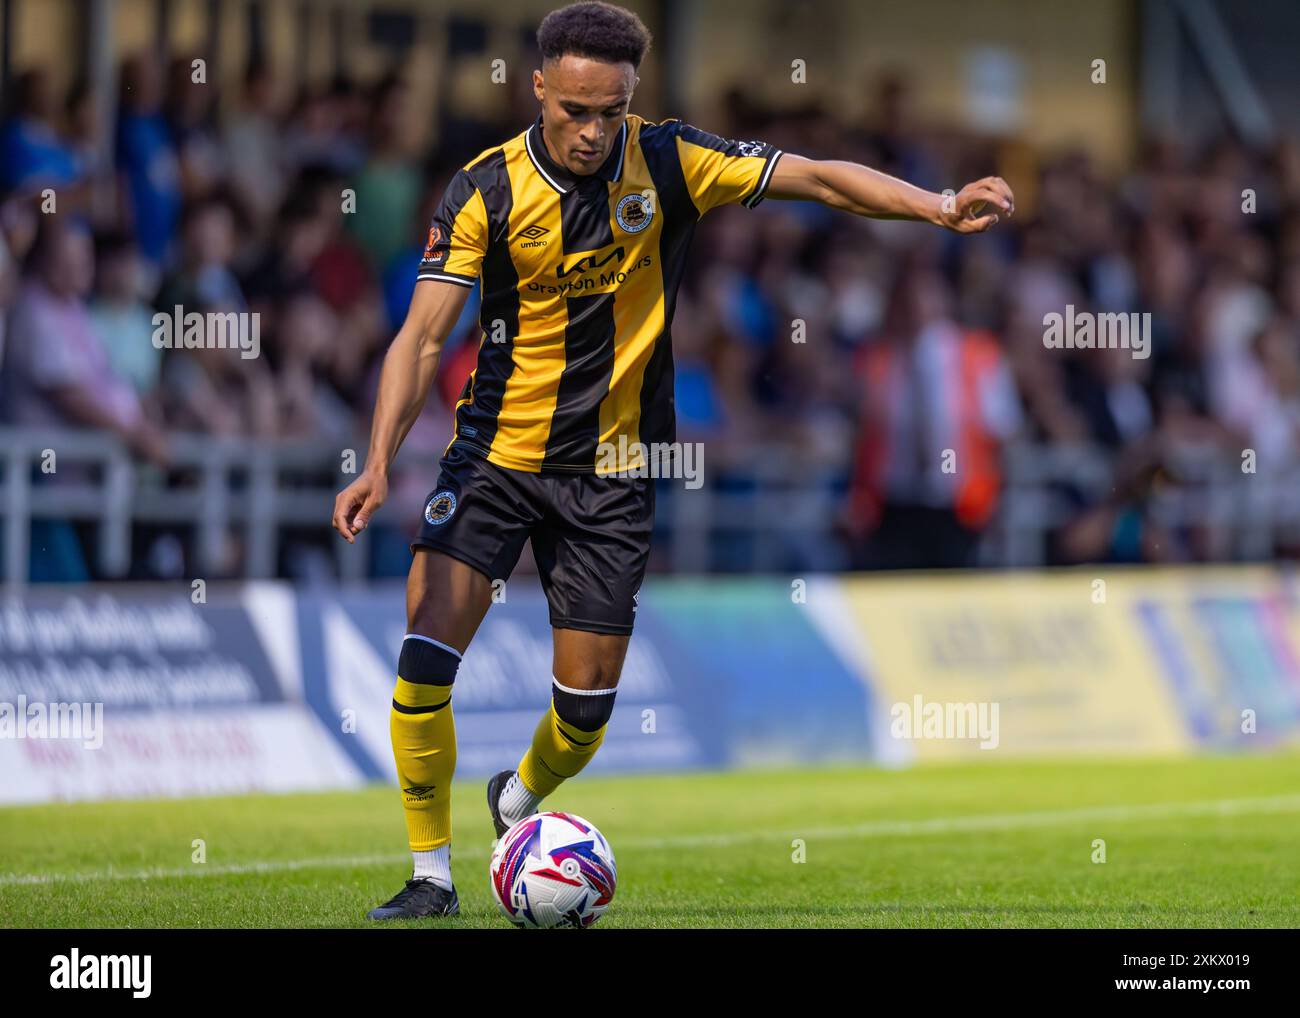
[552, 676, 617, 696]
[412, 845, 452, 890]
[404, 633, 462, 659]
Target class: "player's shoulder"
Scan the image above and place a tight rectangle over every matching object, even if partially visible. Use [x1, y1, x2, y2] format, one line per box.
[629, 113, 686, 151]
[633, 114, 735, 164]
[634, 116, 765, 159]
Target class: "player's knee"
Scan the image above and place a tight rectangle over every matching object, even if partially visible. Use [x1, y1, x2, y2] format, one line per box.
[552, 677, 618, 732]
[405, 549, 492, 640]
[553, 638, 627, 692]
[398, 634, 462, 687]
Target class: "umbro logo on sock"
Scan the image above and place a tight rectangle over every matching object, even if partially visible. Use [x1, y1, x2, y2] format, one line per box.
[404, 785, 436, 799]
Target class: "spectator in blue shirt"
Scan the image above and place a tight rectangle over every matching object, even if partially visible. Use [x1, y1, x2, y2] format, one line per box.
[0, 68, 83, 192]
[115, 54, 181, 270]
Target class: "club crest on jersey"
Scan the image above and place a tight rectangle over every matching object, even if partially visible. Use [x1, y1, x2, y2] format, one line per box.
[424, 490, 457, 526]
[615, 193, 654, 234]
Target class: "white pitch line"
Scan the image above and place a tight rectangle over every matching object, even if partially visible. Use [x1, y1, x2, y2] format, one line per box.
[660, 792, 1300, 847]
[3, 793, 1299, 888]
[0, 852, 408, 887]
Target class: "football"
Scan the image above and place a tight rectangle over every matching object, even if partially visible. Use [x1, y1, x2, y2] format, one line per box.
[489, 812, 618, 928]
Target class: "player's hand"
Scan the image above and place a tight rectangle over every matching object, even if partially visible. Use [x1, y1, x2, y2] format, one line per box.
[332, 470, 388, 544]
[939, 176, 1015, 233]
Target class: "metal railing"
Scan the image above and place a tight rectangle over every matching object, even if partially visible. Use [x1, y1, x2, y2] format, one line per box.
[4, 427, 1300, 587]
[995, 439, 1300, 566]
[0, 428, 396, 586]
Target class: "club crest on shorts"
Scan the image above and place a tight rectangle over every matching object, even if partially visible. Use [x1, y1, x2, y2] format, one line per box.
[615, 193, 654, 234]
[424, 491, 458, 526]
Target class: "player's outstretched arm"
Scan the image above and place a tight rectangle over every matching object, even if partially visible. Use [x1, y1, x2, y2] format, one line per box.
[331, 279, 473, 544]
[764, 153, 1014, 234]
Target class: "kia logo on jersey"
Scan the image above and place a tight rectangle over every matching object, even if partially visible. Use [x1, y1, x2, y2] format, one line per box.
[556, 246, 625, 278]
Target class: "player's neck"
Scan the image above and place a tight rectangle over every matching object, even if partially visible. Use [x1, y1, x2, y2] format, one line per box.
[537, 111, 608, 180]
[538, 117, 573, 176]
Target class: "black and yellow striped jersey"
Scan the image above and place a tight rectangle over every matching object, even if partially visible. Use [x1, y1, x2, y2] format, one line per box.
[417, 112, 783, 473]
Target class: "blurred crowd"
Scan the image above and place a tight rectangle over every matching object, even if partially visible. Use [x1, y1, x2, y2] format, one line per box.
[0, 58, 448, 462]
[3, 55, 1300, 579]
[681, 81, 1300, 569]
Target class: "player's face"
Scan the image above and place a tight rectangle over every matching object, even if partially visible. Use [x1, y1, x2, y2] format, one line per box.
[533, 56, 636, 176]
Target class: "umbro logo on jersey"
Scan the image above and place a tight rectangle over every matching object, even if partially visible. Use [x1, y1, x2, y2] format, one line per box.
[518, 224, 550, 248]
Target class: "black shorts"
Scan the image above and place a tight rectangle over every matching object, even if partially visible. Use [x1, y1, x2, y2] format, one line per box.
[411, 444, 655, 635]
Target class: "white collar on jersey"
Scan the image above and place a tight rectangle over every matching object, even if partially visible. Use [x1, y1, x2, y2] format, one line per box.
[525, 114, 628, 194]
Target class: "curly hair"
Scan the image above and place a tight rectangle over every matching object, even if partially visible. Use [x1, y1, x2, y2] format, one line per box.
[537, 2, 652, 69]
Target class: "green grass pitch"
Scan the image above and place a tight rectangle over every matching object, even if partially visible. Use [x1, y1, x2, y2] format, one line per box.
[2, 751, 1299, 928]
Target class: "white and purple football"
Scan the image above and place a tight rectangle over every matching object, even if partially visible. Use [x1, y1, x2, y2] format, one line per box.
[489, 811, 617, 928]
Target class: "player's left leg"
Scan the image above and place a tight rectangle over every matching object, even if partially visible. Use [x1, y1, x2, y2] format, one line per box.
[492, 630, 629, 832]
[490, 470, 654, 835]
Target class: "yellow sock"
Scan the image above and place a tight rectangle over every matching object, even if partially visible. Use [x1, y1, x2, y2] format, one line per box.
[516, 699, 609, 799]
